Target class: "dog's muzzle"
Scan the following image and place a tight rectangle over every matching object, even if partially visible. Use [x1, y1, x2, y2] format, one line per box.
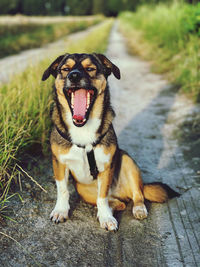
[64, 87, 96, 127]
[68, 69, 83, 83]
[64, 69, 97, 127]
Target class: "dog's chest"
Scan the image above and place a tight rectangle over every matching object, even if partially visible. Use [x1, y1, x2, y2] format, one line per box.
[59, 145, 110, 184]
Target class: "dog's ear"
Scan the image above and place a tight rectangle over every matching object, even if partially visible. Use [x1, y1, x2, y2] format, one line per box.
[42, 54, 66, 81]
[94, 53, 120, 80]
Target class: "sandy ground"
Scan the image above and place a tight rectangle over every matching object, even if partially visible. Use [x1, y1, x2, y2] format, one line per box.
[0, 22, 200, 266]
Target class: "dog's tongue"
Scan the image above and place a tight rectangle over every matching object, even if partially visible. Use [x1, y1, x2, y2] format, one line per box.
[73, 89, 87, 121]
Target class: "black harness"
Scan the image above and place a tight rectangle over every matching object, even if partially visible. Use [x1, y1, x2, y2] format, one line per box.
[55, 126, 109, 179]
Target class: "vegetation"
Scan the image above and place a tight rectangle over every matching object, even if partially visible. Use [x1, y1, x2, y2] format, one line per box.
[120, 2, 200, 101]
[0, 19, 113, 219]
[1, 0, 197, 16]
[0, 17, 103, 58]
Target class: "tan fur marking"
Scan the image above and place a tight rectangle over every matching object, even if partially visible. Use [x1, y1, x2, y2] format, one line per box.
[51, 143, 70, 162]
[58, 93, 70, 115]
[55, 76, 65, 96]
[62, 58, 75, 69]
[102, 145, 116, 170]
[52, 155, 66, 181]
[98, 169, 112, 198]
[90, 92, 104, 119]
[143, 184, 168, 203]
[92, 74, 107, 94]
[76, 181, 97, 205]
[103, 58, 112, 68]
[112, 154, 144, 203]
[60, 59, 76, 77]
[97, 145, 116, 198]
[109, 198, 126, 211]
[54, 76, 71, 128]
[81, 58, 92, 65]
[52, 63, 59, 70]
[76, 181, 126, 211]
[81, 58, 94, 68]
[81, 58, 97, 77]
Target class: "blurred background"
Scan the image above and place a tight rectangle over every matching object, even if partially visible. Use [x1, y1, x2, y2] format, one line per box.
[0, 0, 198, 17]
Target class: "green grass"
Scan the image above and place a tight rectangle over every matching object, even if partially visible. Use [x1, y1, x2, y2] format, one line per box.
[0, 16, 103, 58]
[0, 19, 114, 219]
[119, 2, 200, 101]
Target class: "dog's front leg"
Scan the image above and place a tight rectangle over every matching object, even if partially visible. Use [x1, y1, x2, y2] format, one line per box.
[97, 168, 118, 231]
[50, 156, 70, 223]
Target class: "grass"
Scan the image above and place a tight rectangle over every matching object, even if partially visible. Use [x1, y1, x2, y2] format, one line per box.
[119, 2, 200, 102]
[0, 16, 103, 58]
[0, 19, 114, 220]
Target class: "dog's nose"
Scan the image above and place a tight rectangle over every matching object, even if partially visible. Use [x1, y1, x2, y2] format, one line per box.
[68, 69, 82, 83]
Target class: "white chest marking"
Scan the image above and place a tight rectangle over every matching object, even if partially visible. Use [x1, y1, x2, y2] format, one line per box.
[94, 147, 110, 172]
[59, 145, 93, 184]
[59, 146, 111, 184]
[66, 112, 101, 147]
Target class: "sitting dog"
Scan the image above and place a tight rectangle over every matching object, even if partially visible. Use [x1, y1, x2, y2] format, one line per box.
[42, 53, 179, 231]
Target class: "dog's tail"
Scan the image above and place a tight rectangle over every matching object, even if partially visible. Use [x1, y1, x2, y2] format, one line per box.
[143, 182, 180, 203]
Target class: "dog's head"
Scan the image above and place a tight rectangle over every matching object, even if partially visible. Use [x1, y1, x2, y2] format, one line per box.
[42, 53, 120, 127]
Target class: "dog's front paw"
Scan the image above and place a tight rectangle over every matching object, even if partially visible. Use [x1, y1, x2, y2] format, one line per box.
[98, 215, 118, 231]
[132, 204, 148, 220]
[50, 208, 69, 223]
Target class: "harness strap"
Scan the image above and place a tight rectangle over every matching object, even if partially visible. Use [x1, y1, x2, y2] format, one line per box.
[87, 150, 98, 179]
[55, 126, 110, 179]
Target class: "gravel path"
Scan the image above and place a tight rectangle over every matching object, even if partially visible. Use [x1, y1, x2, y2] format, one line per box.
[0, 22, 200, 267]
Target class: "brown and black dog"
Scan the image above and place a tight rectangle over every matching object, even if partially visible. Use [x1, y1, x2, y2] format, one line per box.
[42, 53, 179, 231]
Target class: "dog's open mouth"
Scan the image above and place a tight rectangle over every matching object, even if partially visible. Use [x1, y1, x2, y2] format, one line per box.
[66, 88, 95, 126]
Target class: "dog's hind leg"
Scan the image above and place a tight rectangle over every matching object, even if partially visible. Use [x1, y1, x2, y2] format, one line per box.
[76, 182, 126, 211]
[109, 197, 126, 211]
[113, 153, 148, 220]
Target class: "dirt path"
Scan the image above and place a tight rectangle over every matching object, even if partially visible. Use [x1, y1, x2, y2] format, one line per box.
[1, 22, 200, 267]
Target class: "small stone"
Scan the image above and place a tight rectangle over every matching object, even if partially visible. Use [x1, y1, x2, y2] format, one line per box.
[25, 183, 31, 190]
[180, 210, 186, 216]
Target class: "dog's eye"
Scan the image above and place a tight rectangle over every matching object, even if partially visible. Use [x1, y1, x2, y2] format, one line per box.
[86, 67, 96, 72]
[62, 67, 71, 72]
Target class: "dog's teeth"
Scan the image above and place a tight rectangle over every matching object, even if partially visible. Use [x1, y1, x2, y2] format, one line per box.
[87, 92, 90, 109]
[71, 92, 74, 107]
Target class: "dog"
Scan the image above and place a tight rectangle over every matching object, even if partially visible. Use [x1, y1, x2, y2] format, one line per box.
[42, 53, 179, 231]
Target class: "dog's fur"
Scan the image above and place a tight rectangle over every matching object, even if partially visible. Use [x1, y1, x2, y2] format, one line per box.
[42, 53, 179, 231]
